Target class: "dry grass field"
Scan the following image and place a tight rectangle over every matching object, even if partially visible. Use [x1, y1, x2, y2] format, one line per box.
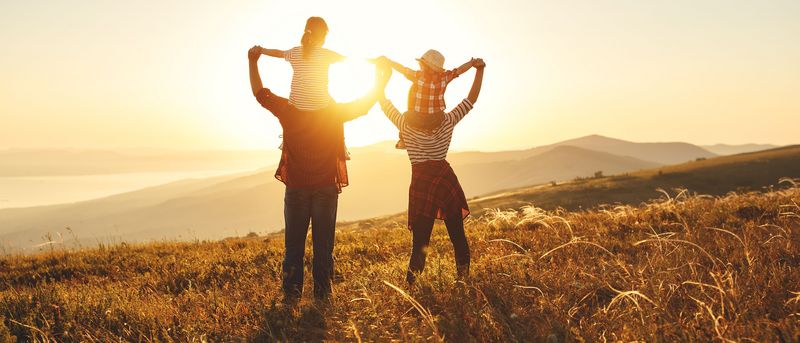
[1, 177, 799, 342]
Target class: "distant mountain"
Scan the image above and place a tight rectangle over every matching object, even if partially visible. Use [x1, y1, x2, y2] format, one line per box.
[701, 144, 779, 156]
[454, 145, 658, 196]
[0, 139, 661, 252]
[552, 135, 716, 165]
[450, 134, 716, 166]
[0, 135, 714, 177]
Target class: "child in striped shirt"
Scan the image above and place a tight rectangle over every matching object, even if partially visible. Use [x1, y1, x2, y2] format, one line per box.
[259, 17, 349, 154]
[259, 16, 345, 111]
[378, 51, 476, 149]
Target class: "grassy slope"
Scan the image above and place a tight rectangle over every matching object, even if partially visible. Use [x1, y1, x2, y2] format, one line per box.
[1, 182, 799, 341]
[0, 146, 798, 341]
[469, 145, 800, 213]
[340, 145, 800, 231]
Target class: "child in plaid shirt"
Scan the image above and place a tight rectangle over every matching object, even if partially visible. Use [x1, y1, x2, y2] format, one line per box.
[378, 50, 476, 149]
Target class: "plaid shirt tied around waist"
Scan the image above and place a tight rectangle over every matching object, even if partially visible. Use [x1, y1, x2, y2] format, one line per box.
[408, 160, 470, 230]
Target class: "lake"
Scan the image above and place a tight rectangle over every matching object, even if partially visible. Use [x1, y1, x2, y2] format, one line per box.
[0, 169, 250, 209]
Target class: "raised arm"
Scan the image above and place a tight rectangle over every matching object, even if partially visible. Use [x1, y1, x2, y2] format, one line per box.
[248, 45, 290, 117]
[453, 58, 476, 77]
[467, 58, 485, 104]
[260, 47, 285, 58]
[249, 46, 263, 96]
[374, 56, 416, 81]
[448, 59, 485, 124]
[329, 50, 347, 63]
[373, 66, 405, 129]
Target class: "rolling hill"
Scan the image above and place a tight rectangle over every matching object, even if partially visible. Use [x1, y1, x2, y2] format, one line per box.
[701, 143, 779, 156]
[453, 145, 658, 196]
[341, 145, 800, 230]
[0, 136, 765, 252]
[1, 172, 798, 341]
[468, 145, 800, 214]
[450, 134, 716, 165]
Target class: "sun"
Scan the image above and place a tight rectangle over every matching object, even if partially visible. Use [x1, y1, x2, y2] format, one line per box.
[327, 57, 401, 148]
[328, 58, 376, 103]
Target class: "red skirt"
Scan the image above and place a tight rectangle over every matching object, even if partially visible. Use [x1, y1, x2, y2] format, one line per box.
[408, 160, 470, 230]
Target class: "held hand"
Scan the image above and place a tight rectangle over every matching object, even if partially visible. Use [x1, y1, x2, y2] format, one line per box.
[248, 45, 261, 61]
[374, 65, 392, 100]
[375, 65, 392, 84]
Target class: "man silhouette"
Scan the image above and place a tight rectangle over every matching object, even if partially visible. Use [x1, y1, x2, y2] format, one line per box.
[248, 46, 389, 302]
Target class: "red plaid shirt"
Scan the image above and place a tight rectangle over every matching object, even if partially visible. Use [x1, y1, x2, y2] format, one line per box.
[407, 160, 470, 230]
[400, 67, 460, 114]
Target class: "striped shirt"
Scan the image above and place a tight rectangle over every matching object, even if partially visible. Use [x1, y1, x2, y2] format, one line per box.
[381, 99, 474, 164]
[284, 46, 344, 111]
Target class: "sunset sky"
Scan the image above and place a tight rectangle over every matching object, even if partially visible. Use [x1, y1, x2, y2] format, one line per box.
[1, 0, 798, 152]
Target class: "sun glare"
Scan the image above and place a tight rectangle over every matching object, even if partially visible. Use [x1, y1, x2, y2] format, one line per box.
[328, 58, 375, 103]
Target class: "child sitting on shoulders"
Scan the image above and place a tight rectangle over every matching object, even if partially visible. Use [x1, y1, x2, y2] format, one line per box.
[378, 50, 476, 148]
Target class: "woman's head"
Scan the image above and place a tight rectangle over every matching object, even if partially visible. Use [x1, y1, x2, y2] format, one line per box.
[301, 17, 329, 56]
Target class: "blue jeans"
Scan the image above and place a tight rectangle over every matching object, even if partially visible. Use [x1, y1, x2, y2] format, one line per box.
[282, 185, 339, 299]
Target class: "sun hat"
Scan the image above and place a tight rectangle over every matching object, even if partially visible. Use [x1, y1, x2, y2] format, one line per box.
[416, 49, 445, 72]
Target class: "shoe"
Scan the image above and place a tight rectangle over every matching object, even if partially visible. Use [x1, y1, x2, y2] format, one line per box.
[281, 294, 299, 307]
[406, 270, 418, 284]
[456, 264, 470, 281]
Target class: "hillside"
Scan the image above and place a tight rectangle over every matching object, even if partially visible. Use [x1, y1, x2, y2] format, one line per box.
[0, 138, 665, 252]
[468, 145, 800, 214]
[0, 181, 797, 341]
[340, 145, 800, 231]
[450, 134, 716, 166]
[454, 145, 658, 196]
[702, 143, 779, 156]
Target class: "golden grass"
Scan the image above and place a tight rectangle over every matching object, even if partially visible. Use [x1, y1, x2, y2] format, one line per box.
[0, 182, 799, 341]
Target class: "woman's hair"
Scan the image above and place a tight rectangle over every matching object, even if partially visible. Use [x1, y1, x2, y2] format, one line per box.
[301, 17, 329, 59]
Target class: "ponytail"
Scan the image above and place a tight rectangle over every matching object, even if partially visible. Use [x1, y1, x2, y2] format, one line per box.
[301, 17, 329, 59]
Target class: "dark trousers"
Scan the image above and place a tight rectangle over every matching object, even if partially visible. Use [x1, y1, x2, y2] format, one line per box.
[282, 185, 338, 299]
[407, 215, 471, 283]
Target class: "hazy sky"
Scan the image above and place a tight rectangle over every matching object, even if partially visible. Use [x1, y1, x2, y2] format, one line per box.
[1, 0, 798, 151]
